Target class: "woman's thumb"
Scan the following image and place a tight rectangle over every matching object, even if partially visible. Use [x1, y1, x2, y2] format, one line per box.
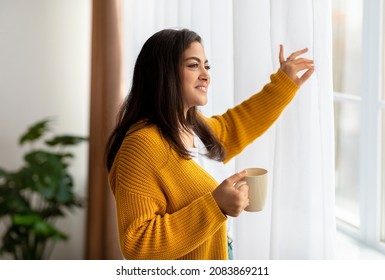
[228, 170, 247, 185]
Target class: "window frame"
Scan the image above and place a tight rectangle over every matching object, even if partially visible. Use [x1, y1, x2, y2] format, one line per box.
[381, 0, 385, 245]
[334, 0, 385, 255]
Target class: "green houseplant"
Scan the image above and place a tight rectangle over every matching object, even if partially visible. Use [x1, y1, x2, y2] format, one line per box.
[0, 118, 87, 259]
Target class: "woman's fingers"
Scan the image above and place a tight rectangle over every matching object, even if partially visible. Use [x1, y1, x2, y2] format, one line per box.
[291, 58, 314, 65]
[286, 47, 309, 61]
[279, 44, 285, 65]
[297, 68, 315, 86]
[279, 44, 314, 86]
[280, 45, 309, 63]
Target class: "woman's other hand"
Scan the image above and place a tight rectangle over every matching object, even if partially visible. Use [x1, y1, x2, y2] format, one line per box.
[279, 44, 314, 87]
[212, 170, 249, 217]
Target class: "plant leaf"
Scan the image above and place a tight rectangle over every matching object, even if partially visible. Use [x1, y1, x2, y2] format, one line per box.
[33, 219, 68, 240]
[24, 150, 64, 178]
[56, 174, 74, 204]
[19, 119, 51, 145]
[40, 207, 64, 219]
[13, 213, 40, 226]
[45, 135, 88, 146]
[0, 185, 31, 216]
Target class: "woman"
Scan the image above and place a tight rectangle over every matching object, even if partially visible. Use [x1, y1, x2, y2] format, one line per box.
[106, 28, 314, 260]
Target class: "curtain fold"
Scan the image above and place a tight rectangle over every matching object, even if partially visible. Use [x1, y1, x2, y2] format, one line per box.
[234, 0, 335, 259]
[85, 0, 123, 260]
[269, 0, 335, 259]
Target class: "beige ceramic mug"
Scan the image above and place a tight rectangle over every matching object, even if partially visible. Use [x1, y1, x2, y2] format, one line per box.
[235, 168, 268, 212]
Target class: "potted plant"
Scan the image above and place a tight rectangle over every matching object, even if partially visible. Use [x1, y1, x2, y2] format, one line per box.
[0, 118, 87, 259]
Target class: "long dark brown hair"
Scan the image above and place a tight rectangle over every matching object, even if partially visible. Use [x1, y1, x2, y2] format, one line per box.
[105, 29, 225, 171]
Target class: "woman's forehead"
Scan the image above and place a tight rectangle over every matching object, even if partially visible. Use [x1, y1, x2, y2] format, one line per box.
[183, 42, 208, 62]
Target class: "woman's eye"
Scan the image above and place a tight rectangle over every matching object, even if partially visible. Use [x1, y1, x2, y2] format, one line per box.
[187, 63, 211, 70]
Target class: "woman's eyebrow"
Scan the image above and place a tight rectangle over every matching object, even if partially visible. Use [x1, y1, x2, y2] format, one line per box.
[184, 56, 209, 63]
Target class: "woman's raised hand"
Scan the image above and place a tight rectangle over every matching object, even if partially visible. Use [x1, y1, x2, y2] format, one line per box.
[279, 44, 314, 87]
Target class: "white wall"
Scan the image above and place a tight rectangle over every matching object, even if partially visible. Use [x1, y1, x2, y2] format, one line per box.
[0, 0, 91, 259]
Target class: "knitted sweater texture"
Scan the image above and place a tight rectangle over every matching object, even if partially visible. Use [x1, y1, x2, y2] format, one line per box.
[108, 69, 299, 260]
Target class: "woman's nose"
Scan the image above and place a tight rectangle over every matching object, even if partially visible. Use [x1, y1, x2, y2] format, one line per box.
[199, 68, 210, 81]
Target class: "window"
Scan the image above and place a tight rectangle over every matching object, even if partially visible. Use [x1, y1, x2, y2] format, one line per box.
[334, 102, 360, 226]
[332, 0, 362, 228]
[332, 0, 385, 253]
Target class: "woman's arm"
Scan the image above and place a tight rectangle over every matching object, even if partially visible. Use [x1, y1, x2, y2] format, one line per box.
[204, 69, 299, 162]
[204, 46, 314, 162]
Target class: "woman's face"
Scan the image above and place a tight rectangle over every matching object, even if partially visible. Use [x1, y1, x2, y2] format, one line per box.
[181, 42, 211, 114]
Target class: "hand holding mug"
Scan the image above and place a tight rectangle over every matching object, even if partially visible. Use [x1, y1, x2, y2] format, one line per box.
[212, 170, 250, 217]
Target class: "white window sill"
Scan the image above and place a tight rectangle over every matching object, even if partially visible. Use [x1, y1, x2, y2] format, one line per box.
[336, 230, 385, 259]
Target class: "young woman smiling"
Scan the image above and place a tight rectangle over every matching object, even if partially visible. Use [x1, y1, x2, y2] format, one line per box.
[106, 28, 314, 260]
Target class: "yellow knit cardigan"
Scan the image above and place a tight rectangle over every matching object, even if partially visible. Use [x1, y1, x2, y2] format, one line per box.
[108, 69, 299, 260]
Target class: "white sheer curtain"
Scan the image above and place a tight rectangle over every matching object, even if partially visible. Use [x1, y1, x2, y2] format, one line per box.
[122, 0, 335, 259]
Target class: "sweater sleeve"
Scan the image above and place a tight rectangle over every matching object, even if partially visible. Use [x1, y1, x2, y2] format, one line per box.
[110, 131, 227, 260]
[204, 69, 299, 162]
